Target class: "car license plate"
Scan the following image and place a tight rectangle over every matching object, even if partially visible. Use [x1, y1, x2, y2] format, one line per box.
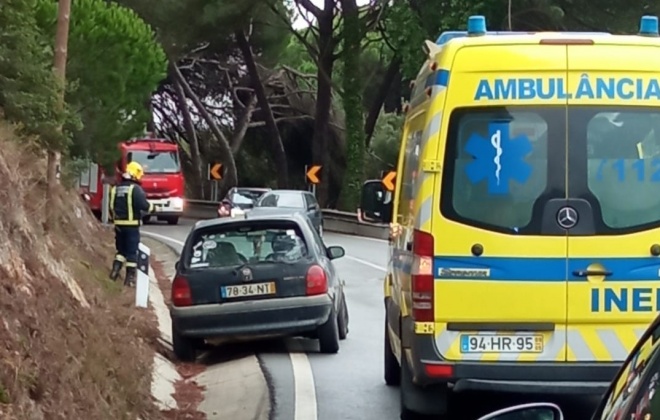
[460, 334, 543, 353]
[221, 282, 276, 298]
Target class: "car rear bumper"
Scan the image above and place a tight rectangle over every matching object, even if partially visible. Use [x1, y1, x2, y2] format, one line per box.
[171, 294, 333, 339]
[408, 332, 620, 395]
[146, 198, 184, 216]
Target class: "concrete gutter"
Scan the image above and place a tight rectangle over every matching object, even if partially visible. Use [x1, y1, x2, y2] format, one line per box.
[144, 238, 271, 420]
[148, 266, 180, 410]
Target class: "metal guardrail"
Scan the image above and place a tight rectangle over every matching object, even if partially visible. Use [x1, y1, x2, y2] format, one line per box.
[183, 199, 389, 240]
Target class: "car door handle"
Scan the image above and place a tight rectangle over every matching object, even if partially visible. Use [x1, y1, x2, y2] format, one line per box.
[406, 241, 412, 251]
[572, 269, 612, 277]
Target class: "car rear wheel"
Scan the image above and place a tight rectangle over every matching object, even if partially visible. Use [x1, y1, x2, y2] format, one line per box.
[318, 307, 340, 354]
[384, 319, 400, 386]
[337, 295, 349, 340]
[172, 327, 199, 362]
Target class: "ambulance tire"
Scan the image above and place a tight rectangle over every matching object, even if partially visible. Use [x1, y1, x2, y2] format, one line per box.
[400, 356, 448, 419]
[384, 320, 401, 386]
[142, 216, 151, 224]
[166, 216, 179, 225]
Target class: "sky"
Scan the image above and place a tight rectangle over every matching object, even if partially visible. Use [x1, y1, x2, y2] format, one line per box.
[292, 0, 371, 29]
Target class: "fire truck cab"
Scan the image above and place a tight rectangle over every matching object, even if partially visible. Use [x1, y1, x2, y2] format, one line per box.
[119, 135, 185, 225]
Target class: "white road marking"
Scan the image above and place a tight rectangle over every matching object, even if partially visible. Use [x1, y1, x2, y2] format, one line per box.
[142, 231, 184, 246]
[344, 255, 387, 272]
[287, 340, 318, 420]
[327, 232, 387, 244]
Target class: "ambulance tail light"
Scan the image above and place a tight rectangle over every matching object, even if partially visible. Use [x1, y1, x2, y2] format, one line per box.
[411, 229, 434, 323]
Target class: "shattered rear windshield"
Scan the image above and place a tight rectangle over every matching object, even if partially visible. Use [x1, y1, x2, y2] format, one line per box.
[187, 222, 309, 268]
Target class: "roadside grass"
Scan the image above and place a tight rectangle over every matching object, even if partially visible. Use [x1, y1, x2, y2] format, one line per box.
[0, 119, 160, 420]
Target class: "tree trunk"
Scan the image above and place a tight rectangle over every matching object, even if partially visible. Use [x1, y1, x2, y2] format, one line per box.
[311, 3, 336, 206]
[235, 30, 289, 188]
[172, 65, 238, 194]
[46, 0, 71, 231]
[146, 95, 156, 134]
[338, 0, 365, 212]
[364, 55, 401, 147]
[230, 92, 257, 154]
[171, 65, 204, 198]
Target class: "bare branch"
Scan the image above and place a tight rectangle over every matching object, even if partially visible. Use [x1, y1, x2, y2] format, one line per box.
[248, 115, 314, 128]
[294, 0, 322, 17]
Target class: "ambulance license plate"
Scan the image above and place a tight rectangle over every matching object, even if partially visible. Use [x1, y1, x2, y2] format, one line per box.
[460, 334, 543, 353]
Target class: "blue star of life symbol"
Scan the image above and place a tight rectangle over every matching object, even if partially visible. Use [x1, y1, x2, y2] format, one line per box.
[464, 121, 533, 195]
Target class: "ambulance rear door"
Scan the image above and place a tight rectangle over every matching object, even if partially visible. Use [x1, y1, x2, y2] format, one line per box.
[565, 42, 660, 365]
[433, 41, 570, 363]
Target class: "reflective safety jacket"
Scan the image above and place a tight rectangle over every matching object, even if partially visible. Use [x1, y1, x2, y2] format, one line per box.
[110, 179, 154, 226]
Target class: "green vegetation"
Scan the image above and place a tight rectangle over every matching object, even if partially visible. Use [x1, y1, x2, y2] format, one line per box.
[4, 0, 659, 210]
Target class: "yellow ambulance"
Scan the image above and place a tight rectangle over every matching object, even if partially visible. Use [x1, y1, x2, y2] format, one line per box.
[358, 14, 660, 418]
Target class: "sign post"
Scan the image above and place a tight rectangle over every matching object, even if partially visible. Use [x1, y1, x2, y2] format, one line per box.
[135, 243, 150, 308]
[207, 162, 223, 201]
[305, 164, 322, 197]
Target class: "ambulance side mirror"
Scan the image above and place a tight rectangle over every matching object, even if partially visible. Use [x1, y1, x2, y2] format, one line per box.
[359, 180, 392, 224]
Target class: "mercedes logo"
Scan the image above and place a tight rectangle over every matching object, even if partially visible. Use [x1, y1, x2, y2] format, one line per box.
[557, 206, 578, 229]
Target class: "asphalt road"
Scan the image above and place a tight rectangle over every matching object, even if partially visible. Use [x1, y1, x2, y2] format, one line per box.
[142, 218, 601, 420]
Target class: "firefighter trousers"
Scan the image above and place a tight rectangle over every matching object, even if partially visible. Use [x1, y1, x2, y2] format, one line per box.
[113, 225, 140, 269]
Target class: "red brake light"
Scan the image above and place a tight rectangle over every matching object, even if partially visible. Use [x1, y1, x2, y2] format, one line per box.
[306, 265, 328, 296]
[172, 275, 192, 307]
[411, 229, 434, 323]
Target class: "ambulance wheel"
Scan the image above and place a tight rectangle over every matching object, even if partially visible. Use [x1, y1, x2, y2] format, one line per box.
[142, 216, 151, 224]
[400, 356, 448, 419]
[384, 319, 401, 386]
[166, 216, 179, 225]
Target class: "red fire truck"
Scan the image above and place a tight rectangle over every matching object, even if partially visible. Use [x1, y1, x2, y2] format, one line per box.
[78, 134, 185, 225]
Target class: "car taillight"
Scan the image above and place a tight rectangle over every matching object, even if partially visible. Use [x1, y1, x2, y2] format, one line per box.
[411, 229, 434, 322]
[172, 275, 192, 307]
[306, 265, 327, 296]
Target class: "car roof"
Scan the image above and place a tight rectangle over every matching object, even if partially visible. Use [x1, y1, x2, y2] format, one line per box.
[262, 189, 310, 195]
[233, 187, 270, 192]
[193, 212, 308, 231]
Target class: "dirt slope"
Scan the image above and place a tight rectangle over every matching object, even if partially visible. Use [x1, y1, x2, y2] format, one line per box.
[0, 120, 160, 420]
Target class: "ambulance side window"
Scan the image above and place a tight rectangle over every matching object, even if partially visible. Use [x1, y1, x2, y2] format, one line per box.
[598, 321, 660, 420]
[398, 130, 423, 218]
[441, 107, 551, 233]
[586, 110, 660, 231]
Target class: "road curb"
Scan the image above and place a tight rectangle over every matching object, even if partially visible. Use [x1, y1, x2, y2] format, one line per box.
[142, 235, 272, 420]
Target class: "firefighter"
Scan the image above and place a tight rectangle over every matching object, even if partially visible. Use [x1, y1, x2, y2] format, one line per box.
[109, 161, 154, 286]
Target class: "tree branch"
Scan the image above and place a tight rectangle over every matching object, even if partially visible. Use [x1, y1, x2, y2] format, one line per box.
[294, 0, 322, 17]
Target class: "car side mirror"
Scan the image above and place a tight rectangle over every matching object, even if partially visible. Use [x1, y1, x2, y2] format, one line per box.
[477, 403, 563, 420]
[327, 246, 345, 260]
[359, 179, 392, 224]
